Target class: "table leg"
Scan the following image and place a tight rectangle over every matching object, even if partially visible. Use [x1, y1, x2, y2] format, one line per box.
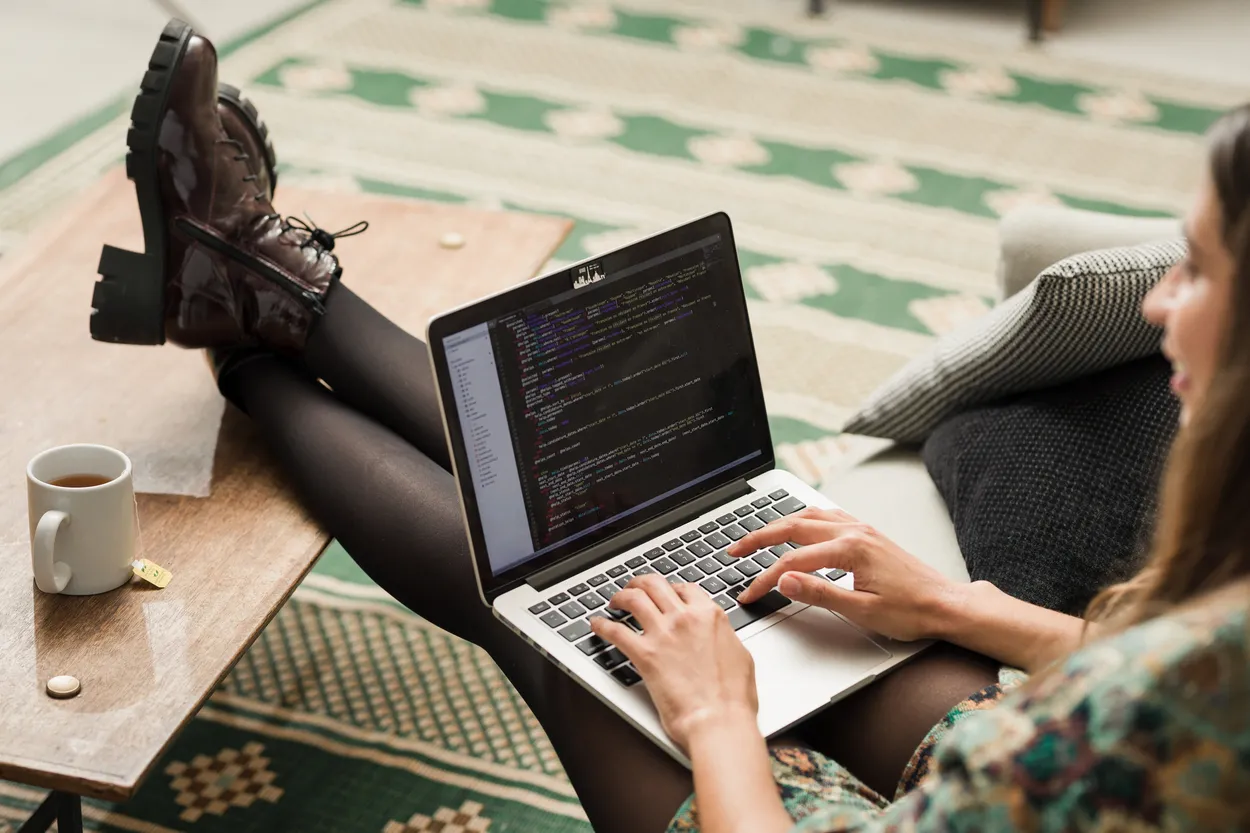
[58, 791, 85, 833]
[808, 0, 825, 18]
[1026, 0, 1043, 41]
[16, 791, 83, 833]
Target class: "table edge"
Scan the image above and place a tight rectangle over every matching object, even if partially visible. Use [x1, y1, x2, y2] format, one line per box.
[0, 531, 332, 801]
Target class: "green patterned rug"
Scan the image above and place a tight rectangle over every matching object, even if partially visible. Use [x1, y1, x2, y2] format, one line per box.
[1, 0, 1246, 829]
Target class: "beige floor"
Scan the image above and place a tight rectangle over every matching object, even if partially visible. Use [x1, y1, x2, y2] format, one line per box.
[0, 0, 306, 163]
[1, 0, 1247, 167]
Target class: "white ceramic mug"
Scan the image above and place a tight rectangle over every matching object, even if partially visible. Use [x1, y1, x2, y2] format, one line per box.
[27, 444, 137, 595]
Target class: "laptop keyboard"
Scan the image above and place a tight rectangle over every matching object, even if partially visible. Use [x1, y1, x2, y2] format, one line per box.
[527, 489, 849, 688]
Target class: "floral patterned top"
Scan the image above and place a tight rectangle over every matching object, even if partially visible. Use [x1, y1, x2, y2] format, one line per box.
[668, 595, 1250, 832]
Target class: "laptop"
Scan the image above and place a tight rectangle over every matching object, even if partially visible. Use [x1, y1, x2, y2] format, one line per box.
[427, 212, 915, 764]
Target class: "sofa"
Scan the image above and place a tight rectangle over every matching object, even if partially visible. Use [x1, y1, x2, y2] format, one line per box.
[819, 205, 1182, 588]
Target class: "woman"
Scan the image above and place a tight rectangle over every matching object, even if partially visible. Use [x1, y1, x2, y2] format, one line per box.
[98, 24, 1249, 831]
[601, 105, 1250, 831]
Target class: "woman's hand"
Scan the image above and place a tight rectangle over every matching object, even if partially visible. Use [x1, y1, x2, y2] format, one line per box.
[731, 507, 960, 642]
[590, 574, 759, 751]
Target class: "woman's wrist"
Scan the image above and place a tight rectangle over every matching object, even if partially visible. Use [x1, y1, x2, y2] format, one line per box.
[681, 704, 761, 754]
[928, 579, 1086, 672]
[929, 579, 1005, 645]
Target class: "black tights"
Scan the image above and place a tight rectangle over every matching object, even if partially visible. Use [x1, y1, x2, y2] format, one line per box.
[225, 285, 999, 832]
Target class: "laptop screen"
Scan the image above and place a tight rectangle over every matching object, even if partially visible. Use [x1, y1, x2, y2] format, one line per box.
[439, 215, 770, 579]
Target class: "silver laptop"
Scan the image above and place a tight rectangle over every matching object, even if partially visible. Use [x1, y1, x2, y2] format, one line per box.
[427, 213, 918, 765]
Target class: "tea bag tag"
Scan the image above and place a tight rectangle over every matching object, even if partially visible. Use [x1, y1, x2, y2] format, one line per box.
[132, 559, 172, 588]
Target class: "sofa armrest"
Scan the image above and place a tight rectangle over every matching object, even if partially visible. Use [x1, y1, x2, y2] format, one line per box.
[997, 206, 1181, 300]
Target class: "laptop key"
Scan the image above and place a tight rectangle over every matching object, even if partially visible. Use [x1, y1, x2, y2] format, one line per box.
[588, 574, 609, 587]
[687, 540, 714, 557]
[598, 584, 620, 602]
[680, 530, 701, 543]
[700, 577, 728, 594]
[824, 569, 848, 582]
[774, 497, 807, 516]
[714, 551, 737, 566]
[754, 552, 779, 567]
[698, 521, 719, 534]
[540, 611, 566, 628]
[671, 549, 696, 566]
[712, 594, 735, 611]
[559, 620, 593, 641]
[559, 601, 587, 618]
[577, 635, 609, 656]
[739, 516, 765, 532]
[662, 539, 684, 551]
[722, 524, 748, 541]
[695, 558, 720, 575]
[718, 568, 745, 586]
[755, 507, 782, 524]
[678, 566, 704, 583]
[737, 559, 762, 577]
[625, 555, 646, 569]
[769, 543, 795, 557]
[568, 583, 590, 596]
[607, 607, 630, 620]
[704, 532, 731, 550]
[667, 574, 684, 585]
[579, 593, 606, 610]
[643, 547, 665, 560]
[615, 577, 632, 589]
[652, 557, 679, 575]
[548, 592, 570, 605]
[716, 514, 737, 526]
[623, 616, 642, 631]
[727, 590, 792, 630]
[633, 565, 657, 577]
[751, 497, 772, 509]
[595, 648, 627, 669]
[611, 665, 643, 687]
[734, 505, 754, 517]
[529, 601, 550, 614]
[769, 489, 789, 500]
[607, 564, 629, 578]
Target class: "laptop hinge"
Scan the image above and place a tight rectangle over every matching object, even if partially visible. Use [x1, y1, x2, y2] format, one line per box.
[526, 478, 753, 592]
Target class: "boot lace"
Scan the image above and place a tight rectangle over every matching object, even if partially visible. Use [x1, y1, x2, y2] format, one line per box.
[278, 215, 370, 252]
[216, 137, 267, 201]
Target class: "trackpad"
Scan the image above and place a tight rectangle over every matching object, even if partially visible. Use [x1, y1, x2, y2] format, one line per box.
[746, 606, 891, 737]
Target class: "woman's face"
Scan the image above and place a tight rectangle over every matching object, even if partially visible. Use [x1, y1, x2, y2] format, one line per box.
[1142, 174, 1237, 426]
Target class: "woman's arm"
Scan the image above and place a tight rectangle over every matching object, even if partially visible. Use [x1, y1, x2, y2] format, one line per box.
[733, 508, 1090, 674]
[590, 576, 795, 833]
[936, 580, 1088, 673]
[686, 710, 793, 833]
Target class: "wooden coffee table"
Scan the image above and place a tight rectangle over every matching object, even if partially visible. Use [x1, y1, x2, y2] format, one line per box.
[0, 169, 570, 832]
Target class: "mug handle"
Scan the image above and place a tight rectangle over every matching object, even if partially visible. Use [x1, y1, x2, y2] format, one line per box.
[32, 510, 72, 594]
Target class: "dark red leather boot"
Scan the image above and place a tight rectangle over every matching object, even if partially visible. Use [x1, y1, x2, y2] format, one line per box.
[91, 20, 358, 354]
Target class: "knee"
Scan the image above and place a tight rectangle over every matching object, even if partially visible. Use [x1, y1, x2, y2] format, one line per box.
[870, 643, 999, 727]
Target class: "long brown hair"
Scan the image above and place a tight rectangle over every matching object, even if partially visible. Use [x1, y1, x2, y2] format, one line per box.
[1085, 104, 1250, 631]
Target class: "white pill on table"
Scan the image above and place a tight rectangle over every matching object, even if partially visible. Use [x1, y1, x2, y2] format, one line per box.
[439, 232, 466, 249]
[46, 675, 81, 699]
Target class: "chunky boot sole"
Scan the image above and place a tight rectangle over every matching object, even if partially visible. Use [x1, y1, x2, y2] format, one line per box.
[218, 82, 279, 193]
[90, 19, 194, 345]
